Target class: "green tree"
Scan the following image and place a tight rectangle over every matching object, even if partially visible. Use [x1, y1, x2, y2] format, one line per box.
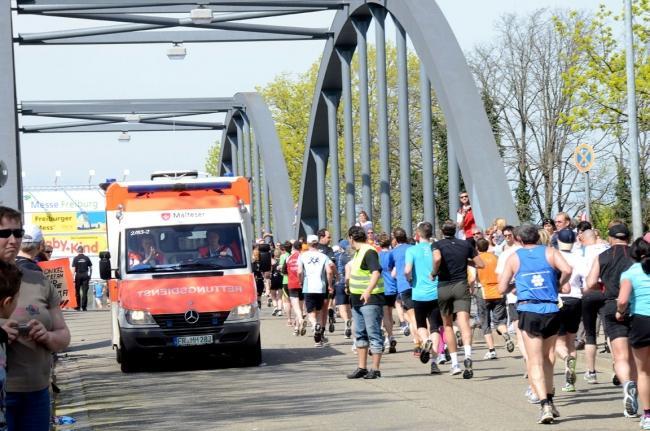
[204, 142, 221, 176]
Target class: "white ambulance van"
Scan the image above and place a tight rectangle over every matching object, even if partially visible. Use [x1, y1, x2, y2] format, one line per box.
[99, 172, 262, 372]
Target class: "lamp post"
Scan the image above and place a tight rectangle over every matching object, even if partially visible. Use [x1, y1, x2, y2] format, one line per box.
[122, 169, 130, 181]
[625, 0, 643, 238]
[88, 169, 95, 186]
[54, 170, 61, 187]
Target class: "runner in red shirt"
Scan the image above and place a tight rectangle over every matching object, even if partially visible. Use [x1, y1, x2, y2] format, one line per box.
[286, 241, 306, 336]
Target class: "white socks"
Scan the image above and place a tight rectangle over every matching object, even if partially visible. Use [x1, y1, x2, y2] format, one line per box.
[450, 352, 458, 367]
[464, 345, 472, 358]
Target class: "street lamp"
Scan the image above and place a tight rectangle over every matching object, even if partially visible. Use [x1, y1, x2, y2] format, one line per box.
[118, 131, 131, 142]
[167, 43, 187, 60]
[88, 169, 95, 185]
[54, 170, 61, 186]
[122, 169, 130, 181]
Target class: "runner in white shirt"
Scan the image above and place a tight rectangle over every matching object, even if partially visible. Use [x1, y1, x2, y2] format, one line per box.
[298, 235, 333, 347]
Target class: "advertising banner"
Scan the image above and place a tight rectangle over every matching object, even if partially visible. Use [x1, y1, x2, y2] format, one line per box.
[38, 258, 77, 309]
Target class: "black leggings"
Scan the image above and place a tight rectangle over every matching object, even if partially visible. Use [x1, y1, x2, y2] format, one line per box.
[582, 291, 605, 345]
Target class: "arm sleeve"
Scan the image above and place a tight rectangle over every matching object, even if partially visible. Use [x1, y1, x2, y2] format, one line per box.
[46, 278, 62, 309]
[361, 250, 381, 272]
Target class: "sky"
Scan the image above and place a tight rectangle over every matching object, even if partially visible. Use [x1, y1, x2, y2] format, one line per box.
[13, 0, 622, 188]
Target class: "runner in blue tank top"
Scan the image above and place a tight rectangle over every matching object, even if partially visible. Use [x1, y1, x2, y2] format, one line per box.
[498, 225, 572, 425]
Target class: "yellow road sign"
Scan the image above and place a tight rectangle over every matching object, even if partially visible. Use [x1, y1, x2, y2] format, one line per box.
[574, 143, 595, 173]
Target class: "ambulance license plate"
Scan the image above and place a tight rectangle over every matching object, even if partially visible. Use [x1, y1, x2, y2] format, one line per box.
[174, 335, 213, 347]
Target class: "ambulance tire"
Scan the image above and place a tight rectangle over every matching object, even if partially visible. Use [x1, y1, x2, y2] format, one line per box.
[119, 342, 140, 373]
[239, 335, 262, 367]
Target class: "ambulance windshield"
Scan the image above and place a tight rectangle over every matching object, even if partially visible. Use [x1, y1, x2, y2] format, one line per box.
[126, 223, 246, 273]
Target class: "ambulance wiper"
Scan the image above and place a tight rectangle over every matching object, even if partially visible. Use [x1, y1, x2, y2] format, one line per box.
[175, 262, 224, 270]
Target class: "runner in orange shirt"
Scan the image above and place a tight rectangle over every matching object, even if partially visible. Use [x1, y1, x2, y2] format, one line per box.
[475, 238, 515, 359]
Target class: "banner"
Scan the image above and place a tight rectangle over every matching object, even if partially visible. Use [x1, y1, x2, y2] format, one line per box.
[38, 258, 77, 309]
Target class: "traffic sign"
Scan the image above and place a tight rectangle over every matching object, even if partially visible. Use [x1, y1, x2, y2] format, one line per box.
[574, 143, 595, 173]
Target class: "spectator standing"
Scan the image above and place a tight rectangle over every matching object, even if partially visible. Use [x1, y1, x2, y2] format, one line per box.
[15, 225, 44, 273]
[0, 206, 71, 431]
[72, 245, 92, 311]
[456, 192, 476, 240]
[356, 211, 373, 234]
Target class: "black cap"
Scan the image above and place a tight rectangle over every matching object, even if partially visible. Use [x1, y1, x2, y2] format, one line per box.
[608, 224, 630, 240]
[542, 218, 554, 226]
[557, 229, 576, 247]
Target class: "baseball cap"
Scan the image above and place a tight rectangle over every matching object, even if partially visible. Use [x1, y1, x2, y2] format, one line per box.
[339, 239, 350, 249]
[557, 229, 576, 251]
[542, 218, 554, 226]
[22, 224, 44, 244]
[608, 224, 630, 240]
[306, 234, 318, 244]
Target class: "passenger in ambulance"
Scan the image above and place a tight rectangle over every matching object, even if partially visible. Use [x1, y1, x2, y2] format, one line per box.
[128, 234, 165, 268]
[199, 229, 234, 259]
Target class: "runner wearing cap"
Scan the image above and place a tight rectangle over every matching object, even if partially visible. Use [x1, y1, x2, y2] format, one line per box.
[298, 235, 333, 347]
[587, 223, 638, 418]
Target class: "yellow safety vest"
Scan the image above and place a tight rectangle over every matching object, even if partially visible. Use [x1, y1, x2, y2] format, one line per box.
[349, 244, 384, 295]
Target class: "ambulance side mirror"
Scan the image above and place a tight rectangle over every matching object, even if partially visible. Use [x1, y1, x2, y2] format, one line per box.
[258, 244, 272, 272]
[99, 251, 112, 280]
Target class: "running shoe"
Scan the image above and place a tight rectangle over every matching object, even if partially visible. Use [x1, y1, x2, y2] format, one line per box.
[267, 297, 273, 307]
[430, 362, 442, 375]
[449, 365, 462, 376]
[640, 415, 650, 431]
[484, 350, 497, 360]
[462, 357, 474, 379]
[561, 383, 576, 393]
[403, 323, 411, 337]
[565, 356, 577, 385]
[293, 328, 299, 336]
[344, 320, 352, 339]
[413, 344, 422, 357]
[328, 308, 336, 333]
[389, 337, 397, 354]
[321, 335, 329, 345]
[420, 340, 433, 364]
[300, 320, 307, 336]
[271, 308, 280, 316]
[537, 404, 554, 424]
[277, 311, 283, 317]
[436, 355, 447, 365]
[347, 367, 368, 379]
[525, 387, 540, 404]
[550, 402, 560, 418]
[613, 373, 621, 387]
[314, 324, 322, 343]
[583, 370, 597, 384]
[314, 340, 324, 348]
[363, 369, 381, 379]
[504, 333, 515, 353]
[623, 381, 639, 418]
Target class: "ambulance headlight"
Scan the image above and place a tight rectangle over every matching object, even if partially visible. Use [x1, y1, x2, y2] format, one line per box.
[122, 308, 156, 325]
[225, 302, 258, 321]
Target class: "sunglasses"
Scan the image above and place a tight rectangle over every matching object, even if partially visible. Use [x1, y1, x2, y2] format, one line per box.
[45, 250, 53, 254]
[0, 229, 24, 239]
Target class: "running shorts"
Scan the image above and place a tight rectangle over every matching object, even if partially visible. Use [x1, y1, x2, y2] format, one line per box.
[437, 280, 471, 316]
[477, 296, 507, 335]
[629, 315, 650, 348]
[288, 289, 304, 301]
[304, 293, 326, 313]
[255, 278, 265, 296]
[518, 311, 561, 339]
[384, 294, 397, 308]
[413, 299, 443, 331]
[507, 303, 519, 323]
[399, 289, 414, 310]
[558, 297, 582, 336]
[602, 300, 631, 341]
[334, 283, 349, 306]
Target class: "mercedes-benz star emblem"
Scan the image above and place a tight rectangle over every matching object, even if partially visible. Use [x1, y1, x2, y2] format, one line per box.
[184, 309, 199, 324]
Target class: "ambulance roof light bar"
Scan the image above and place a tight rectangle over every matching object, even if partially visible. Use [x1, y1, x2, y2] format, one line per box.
[150, 170, 199, 180]
[127, 181, 232, 194]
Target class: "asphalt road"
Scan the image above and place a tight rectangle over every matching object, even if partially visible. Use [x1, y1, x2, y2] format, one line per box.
[54, 305, 637, 431]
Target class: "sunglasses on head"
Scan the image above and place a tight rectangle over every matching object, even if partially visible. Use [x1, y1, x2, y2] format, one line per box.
[0, 229, 24, 239]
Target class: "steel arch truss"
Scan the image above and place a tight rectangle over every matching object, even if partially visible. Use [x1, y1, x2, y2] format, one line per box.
[218, 93, 294, 242]
[297, 0, 519, 239]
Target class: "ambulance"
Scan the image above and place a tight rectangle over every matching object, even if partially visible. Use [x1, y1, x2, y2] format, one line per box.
[98, 171, 262, 372]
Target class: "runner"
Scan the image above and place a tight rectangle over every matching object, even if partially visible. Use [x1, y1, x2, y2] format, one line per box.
[475, 238, 514, 359]
[587, 223, 638, 418]
[378, 233, 398, 353]
[498, 224, 572, 424]
[617, 236, 650, 430]
[286, 241, 306, 336]
[334, 240, 353, 339]
[279, 242, 292, 326]
[316, 229, 336, 334]
[390, 228, 419, 353]
[404, 222, 443, 374]
[298, 235, 333, 347]
[346, 226, 385, 379]
[432, 220, 485, 378]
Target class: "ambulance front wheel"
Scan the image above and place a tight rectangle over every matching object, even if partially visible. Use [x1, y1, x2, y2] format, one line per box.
[118, 341, 139, 373]
[239, 335, 262, 367]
